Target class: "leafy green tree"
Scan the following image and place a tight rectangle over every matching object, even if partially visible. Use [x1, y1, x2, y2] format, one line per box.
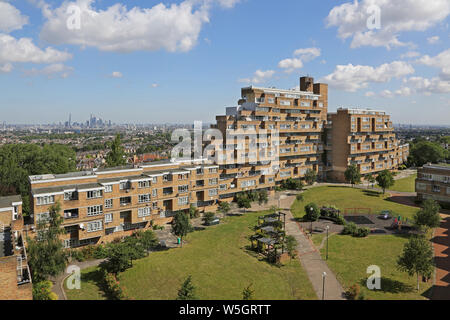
[304, 169, 317, 186]
[242, 283, 254, 300]
[236, 193, 252, 209]
[202, 212, 216, 225]
[172, 212, 193, 247]
[285, 235, 297, 259]
[100, 242, 132, 275]
[32, 280, 58, 300]
[376, 169, 395, 194]
[27, 203, 68, 282]
[413, 199, 441, 230]
[188, 204, 200, 218]
[281, 178, 303, 190]
[123, 235, 147, 264]
[397, 236, 434, 291]
[177, 275, 198, 300]
[217, 201, 231, 216]
[257, 189, 268, 205]
[408, 141, 446, 167]
[304, 203, 320, 221]
[344, 164, 361, 187]
[105, 134, 126, 167]
[366, 173, 375, 188]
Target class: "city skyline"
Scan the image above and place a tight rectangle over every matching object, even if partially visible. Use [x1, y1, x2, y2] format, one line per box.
[0, 0, 449, 125]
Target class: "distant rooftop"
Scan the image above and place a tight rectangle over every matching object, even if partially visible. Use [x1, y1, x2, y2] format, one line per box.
[338, 108, 386, 115]
[0, 195, 22, 208]
[29, 171, 95, 182]
[242, 86, 321, 97]
[423, 163, 450, 170]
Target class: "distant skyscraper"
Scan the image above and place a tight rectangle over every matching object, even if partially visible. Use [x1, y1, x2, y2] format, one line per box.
[68, 113, 72, 128]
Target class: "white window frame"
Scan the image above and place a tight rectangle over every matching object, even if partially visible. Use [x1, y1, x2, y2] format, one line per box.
[87, 205, 103, 217]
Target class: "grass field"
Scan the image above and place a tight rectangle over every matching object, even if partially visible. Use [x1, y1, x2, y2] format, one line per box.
[291, 186, 418, 220]
[293, 186, 431, 300]
[375, 173, 417, 193]
[65, 210, 317, 300]
[313, 234, 432, 300]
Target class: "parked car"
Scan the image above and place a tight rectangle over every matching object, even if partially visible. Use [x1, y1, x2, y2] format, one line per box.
[206, 218, 220, 226]
[379, 210, 391, 220]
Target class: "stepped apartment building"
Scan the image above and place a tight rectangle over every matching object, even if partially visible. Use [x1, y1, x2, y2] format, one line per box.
[25, 76, 407, 249]
[325, 108, 409, 182]
[0, 195, 32, 300]
[416, 163, 450, 206]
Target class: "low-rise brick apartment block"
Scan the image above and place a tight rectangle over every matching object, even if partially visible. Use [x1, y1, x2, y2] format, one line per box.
[416, 163, 450, 206]
[0, 195, 32, 300]
[325, 108, 409, 182]
[20, 77, 407, 252]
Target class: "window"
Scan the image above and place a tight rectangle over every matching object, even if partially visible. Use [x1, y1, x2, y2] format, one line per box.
[105, 199, 113, 208]
[209, 167, 218, 173]
[416, 183, 427, 191]
[318, 102, 324, 107]
[64, 191, 77, 201]
[267, 97, 275, 104]
[151, 177, 158, 184]
[152, 189, 158, 197]
[300, 101, 310, 107]
[138, 180, 150, 188]
[219, 184, 227, 191]
[120, 197, 131, 206]
[163, 174, 172, 182]
[36, 212, 50, 223]
[208, 189, 218, 196]
[197, 168, 204, 175]
[433, 185, 441, 193]
[209, 178, 218, 185]
[119, 181, 130, 190]
[178, 173, 188, 180]
[280, 100, 291, 106]
[105, 213, 113, 223]
[178, 196, 189, 205]
[87, 205, 103, 216]
[138, 207, 151, 217]
[87, 190, 103, 199]
[87, 220, 103, 233]
[152, 202, 158, 209]
[104, 185, 113, 193]
[178, 185, 189, 194]
[138, 194, 151, 203]
[36, 195, 55, 206]
[447, 187, 450, 195]
[63, 239, 79, 249]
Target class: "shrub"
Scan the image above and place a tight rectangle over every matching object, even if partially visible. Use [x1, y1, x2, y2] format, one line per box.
[354, 227, 370, 238]
[202, 212, 216, 225]
[304, 203, 320, 221]
[102, 271, 127, 300]
[345, 283, 360, 300]
[296, 194, 304, 201]
[33, 280, 58, 300]
[93, 244, 109, 259]
[336, 215, 346, 225]
[69, 249, 85, 262]
[342, 222, 358, 235]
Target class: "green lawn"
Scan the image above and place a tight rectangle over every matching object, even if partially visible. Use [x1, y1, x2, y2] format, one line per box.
[294, 186, 431, 300]
[65, 211, 317, 300]
[292, 186, 418, 220]
[315, 234, 432, 300]
[375, 173, 417, 193]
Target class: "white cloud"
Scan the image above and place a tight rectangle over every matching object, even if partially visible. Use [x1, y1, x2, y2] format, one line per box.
[0, 33, 72, 65]
[239, 70, 275, 84]
[0, 2, 29, 33]
[380, 90, 394, 98]
[400, 51, 420, 59]
[23, 63, 74, 78]
[215, 0, 240, 8]
[110, 71, 123, 78]
[326, 0, 450, 49]
[39, 0, 215, 53]
[417, 49, 450, 80]
[402, 76, 450, 94]
[364, 91, 375, 97]
[0, 63, 13, 73]
[278, 47, 321, 73]
[427, 36, 440, 44]
[321, 61, 415, 92]
[151, 83, 160, 88]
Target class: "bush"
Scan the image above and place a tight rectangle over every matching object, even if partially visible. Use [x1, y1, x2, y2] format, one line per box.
[32, 281, 58, 300]
[296, 194, 304, 201]
[354, 227, 370, 237]
[345, 283, 360, 300]
[304, 203, 320, 221]
[93, 244, 109, 259]
[342, 222, 358, 235]
[336, 215, 346, 225]
[202, 212, 216, 225]
[69, 249, 85, 262]
[102, 271, 127, 300]
[281, 178, 303, 191]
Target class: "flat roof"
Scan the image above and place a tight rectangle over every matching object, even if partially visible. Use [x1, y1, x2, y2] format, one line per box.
[423, 163, 450, 170]
[0, 195, 22, 208]
[242, 86, 321, 97]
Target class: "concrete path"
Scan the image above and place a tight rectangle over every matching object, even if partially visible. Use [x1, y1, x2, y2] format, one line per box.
[431, 214, 450, 300]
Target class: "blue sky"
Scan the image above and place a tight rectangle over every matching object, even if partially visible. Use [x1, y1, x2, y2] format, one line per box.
[0, 0, 449, 125]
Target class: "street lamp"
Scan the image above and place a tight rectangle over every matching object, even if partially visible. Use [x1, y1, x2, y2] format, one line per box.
[326, 225, 329, 260]
[322, 272, 327, 300]
[310, 207, 313, 235]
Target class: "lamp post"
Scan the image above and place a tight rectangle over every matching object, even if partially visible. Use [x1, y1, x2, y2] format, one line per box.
[322, 272, 327, 300]
[310, 207, 313, 235]
[326, 225, 329, 260]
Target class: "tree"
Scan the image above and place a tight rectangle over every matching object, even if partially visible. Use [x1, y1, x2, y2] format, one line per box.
[100, 242, 133, 275]
[172, 212, 192, 247]
[202, 212, 216, 225]
[105, 134, 126, 167]
[217, 201, 231, 216]
[177, 275, 198, 300]
[344, 164, 361, 187]
[27, 202, 68, 282]
[397, 235, 434, 291]
[281, 178, 303, 190]
[408, 141, 446, 167]
[285, 235, 297, 259]
[376, 169, 395, 194]
[304, 203, 320, 221]
[32, 280, 58, 300]
[304, 169, 317, 186]
[123, 235, 147, 265]
[366, 173, 375, 188]
[188, 204, 200, 218]
[137, 229, 159, 254]
[413, 199, 441, 230]
[236, 193, 251, 209]
[242, 283, 254, 300]
[257, 189, 268, 205]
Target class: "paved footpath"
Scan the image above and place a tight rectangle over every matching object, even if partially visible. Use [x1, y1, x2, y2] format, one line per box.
[432, 214, 450, 300]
